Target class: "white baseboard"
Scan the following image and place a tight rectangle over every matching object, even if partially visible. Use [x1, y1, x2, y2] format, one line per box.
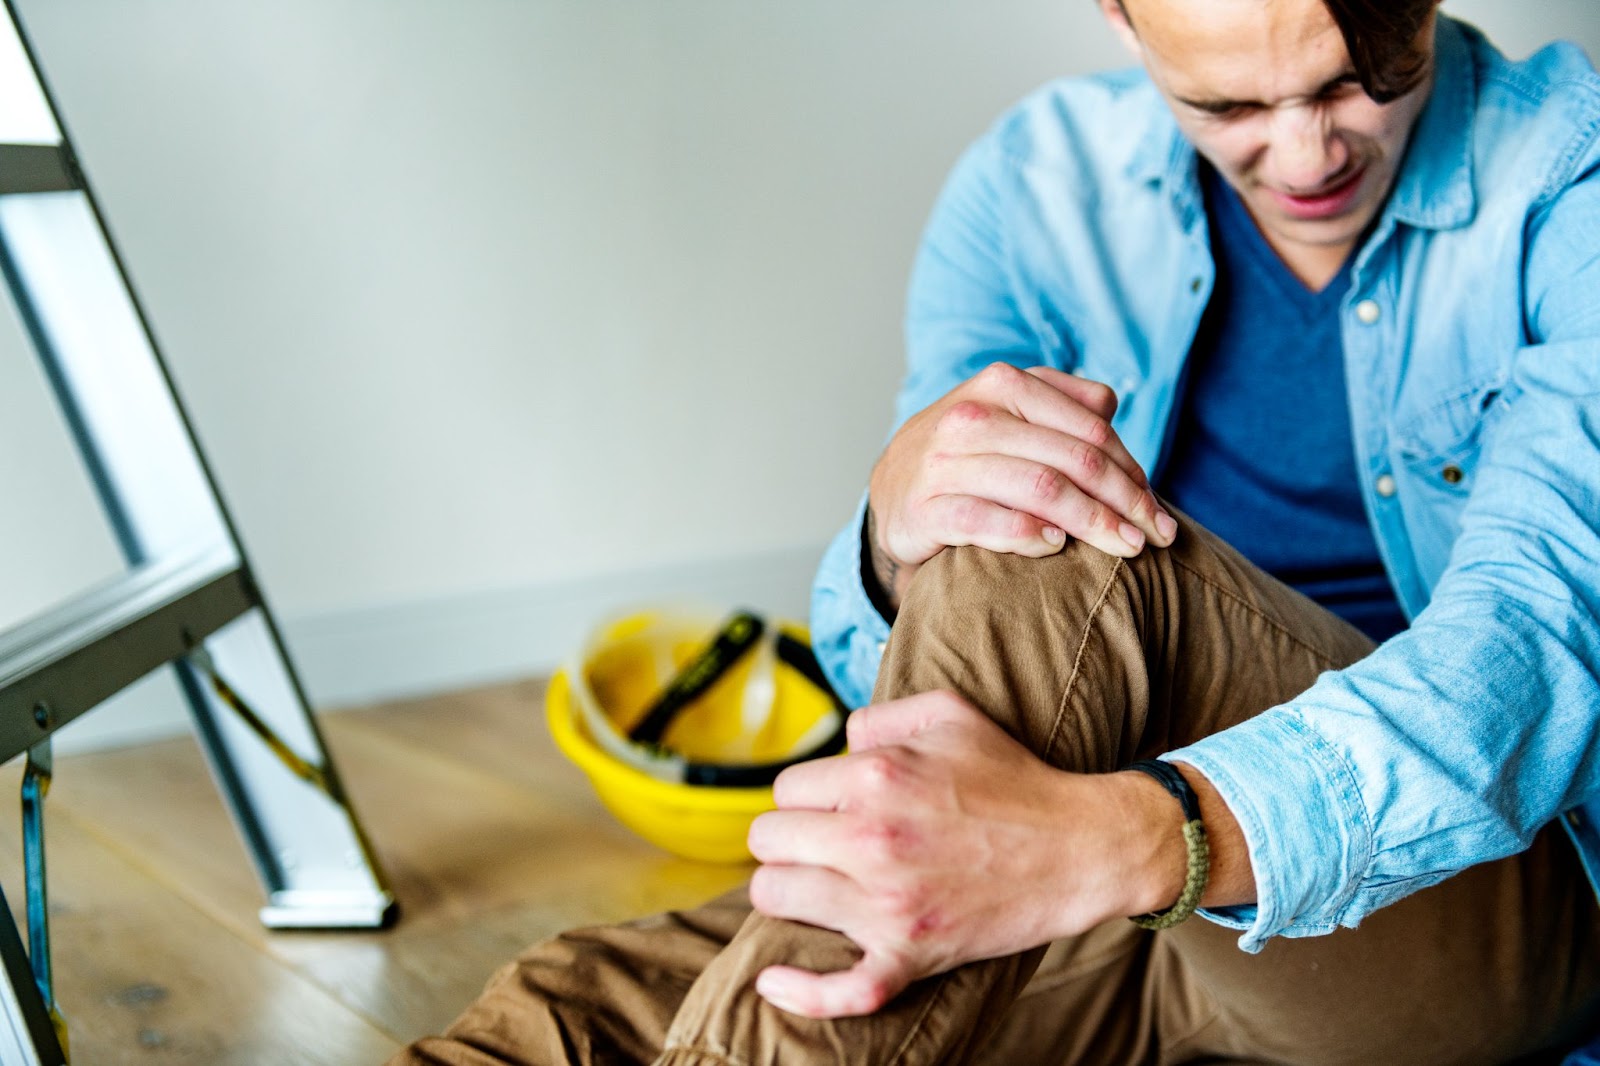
[53, 543, 826, 755]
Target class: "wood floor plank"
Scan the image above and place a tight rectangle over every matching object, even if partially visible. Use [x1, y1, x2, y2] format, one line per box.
[335, 678, 591, 804]
[30, 675, 752, 1047]
[0, 764, 400, 1065]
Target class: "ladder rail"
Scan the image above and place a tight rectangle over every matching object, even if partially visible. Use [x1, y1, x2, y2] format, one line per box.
[0, 1, 401, 1059]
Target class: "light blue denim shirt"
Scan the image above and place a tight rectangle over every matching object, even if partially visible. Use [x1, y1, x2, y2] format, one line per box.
[811, 17, 1600, 953]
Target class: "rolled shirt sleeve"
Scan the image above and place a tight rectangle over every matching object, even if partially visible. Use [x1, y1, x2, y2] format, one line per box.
[811, 492, 891, 709]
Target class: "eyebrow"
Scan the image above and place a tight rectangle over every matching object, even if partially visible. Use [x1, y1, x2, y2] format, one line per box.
[1176, 71, 1361, 115]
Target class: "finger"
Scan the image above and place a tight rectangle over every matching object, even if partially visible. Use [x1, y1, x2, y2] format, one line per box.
[1024, 364, 1120, 421]
[989, 366, 1148, 491]
[907, 493, 1074, 558]
[756, 953, 913, 1019]
[748, 863, 867, 934]
[768, 754, 864, 811]
[939, 369, 1171, 545]
[928, 450, 1155, 555]
[920, 492, 1140, 560]
[766, 742, 929, 816]
[747, 809, 859, 867]
[843, 693, 956, 753]
[997, 417, 1166, 541]
[843, 698, 938, 754]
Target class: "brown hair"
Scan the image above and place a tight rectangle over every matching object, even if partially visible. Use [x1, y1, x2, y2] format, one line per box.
[1322, 0, 1435, 103]
[1113, 0, 1436, 104]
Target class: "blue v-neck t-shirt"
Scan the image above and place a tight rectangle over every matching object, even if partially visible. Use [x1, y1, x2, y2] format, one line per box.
[1156, 165, 1408, 642]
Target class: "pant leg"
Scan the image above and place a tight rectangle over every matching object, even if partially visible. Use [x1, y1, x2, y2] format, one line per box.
[655, 513, 1372, 1065]
[387, 889, 753, 1066]
[969, 820, 1600, 1066]
[661, 512, 1600, 1065]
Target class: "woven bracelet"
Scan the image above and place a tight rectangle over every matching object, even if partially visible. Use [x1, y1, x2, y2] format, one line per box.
[1125, 759, 1211, 931]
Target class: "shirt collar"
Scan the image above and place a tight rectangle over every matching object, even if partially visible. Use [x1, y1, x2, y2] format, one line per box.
[1384, 16, 1477, 231]
[1126, 102, 1205, 233]
[1125, 15, 1478, 234]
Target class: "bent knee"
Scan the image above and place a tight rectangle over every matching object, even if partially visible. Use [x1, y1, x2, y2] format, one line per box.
[877, 542, 1136, 711]
[902, 541, 1127, 620]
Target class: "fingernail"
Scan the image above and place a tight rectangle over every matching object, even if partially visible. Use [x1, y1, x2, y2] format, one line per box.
[1043, 526, 1066, 546]
[1155, 510, 1177, 542]
[1119, 522, 1146, 550]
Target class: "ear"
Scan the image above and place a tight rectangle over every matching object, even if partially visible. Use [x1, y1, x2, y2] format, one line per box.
[1096, 0, 1141, 58]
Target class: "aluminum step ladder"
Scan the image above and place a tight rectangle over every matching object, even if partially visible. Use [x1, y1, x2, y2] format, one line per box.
[0, 4, 396, 1061]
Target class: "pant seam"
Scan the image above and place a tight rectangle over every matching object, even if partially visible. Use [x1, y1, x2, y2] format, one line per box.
[1045, 558, 1126, 764]
[1169, 555, 1355, 670]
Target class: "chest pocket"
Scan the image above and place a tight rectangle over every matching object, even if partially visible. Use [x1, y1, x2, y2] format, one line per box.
[1392, 372, 1508, 586]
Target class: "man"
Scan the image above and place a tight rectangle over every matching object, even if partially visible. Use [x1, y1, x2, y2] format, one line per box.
[396, 0, 1600, 1062]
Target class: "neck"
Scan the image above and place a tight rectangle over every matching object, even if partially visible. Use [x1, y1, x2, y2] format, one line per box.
[1262, 236, 1357, 292]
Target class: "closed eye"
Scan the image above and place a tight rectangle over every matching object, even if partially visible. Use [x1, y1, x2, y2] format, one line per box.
[1180, 71, 1361, 119]
[1316, 75, 1363, 102]
[1190, 100, 1261, 120]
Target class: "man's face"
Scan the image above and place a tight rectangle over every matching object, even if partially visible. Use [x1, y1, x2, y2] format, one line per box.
[1104, 0, 1435, 281]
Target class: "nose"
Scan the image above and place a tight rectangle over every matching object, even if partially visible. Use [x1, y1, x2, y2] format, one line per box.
[1268, 103, 1348, 194]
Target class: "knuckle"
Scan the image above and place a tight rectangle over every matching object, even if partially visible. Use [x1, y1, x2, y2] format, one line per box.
[1027, 465, 1068, 504]
[1079, 415, 1113, 449]
[975, 361, 1023, 391]
[1080, 498, 1112, 534]
[1083, 380, 1118, 414]
[949, 497, 987, 536]
[938, 400, 990, 436]
[1069, 441, 1107, 480]
[1003, 509, 1034, 542]
[857, 752, 901, 793]
[856, 977, 892, 1014]
[858, 819, 910, 864]
[879, 883, 924, 923]
[905, 910, 942, 943]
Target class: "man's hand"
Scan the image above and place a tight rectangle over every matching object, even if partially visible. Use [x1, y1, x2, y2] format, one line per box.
[866, 363, 1177, 609]
[744, 692, 1189, 1019]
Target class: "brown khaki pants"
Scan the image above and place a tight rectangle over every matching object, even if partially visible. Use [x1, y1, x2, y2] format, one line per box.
[392, 513, 1600, 1065]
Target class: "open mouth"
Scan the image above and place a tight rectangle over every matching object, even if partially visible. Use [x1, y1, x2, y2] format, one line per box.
[1268, 164, 1369, 221]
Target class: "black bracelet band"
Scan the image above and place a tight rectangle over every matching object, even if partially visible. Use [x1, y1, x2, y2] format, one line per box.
[1126, 759, 1202, 820]
[1124, 759, 1210, 931]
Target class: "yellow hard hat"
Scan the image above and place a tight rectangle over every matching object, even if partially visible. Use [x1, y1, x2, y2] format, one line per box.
[546, 608, 849, 863]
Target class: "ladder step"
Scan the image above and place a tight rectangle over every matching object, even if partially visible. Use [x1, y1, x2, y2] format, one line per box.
[0, 144, 78, 196]
[0, 546, 255, 762]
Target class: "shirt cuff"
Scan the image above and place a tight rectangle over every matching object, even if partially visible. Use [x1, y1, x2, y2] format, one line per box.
[809, 492, 893, 708]
[1164, 706, 1374, 952]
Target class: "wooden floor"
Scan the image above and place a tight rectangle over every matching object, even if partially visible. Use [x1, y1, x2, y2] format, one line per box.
[0, 678, 750, 1064]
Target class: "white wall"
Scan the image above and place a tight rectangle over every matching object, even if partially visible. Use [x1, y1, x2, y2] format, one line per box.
[2, 1, 1596, 751]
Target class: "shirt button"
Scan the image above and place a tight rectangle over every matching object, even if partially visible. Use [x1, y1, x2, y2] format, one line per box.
[1441, 464, 1464, 485]
[1355, 300, 1382, 325]
[1375, 474, 1397, 498]
[875, 641, 887, 659]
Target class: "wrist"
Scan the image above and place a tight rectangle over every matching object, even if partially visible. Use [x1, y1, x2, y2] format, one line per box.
[1043, 770, 1189, 935]
[863, 503, 917, 615]
[1109, 769, 1193, 918]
